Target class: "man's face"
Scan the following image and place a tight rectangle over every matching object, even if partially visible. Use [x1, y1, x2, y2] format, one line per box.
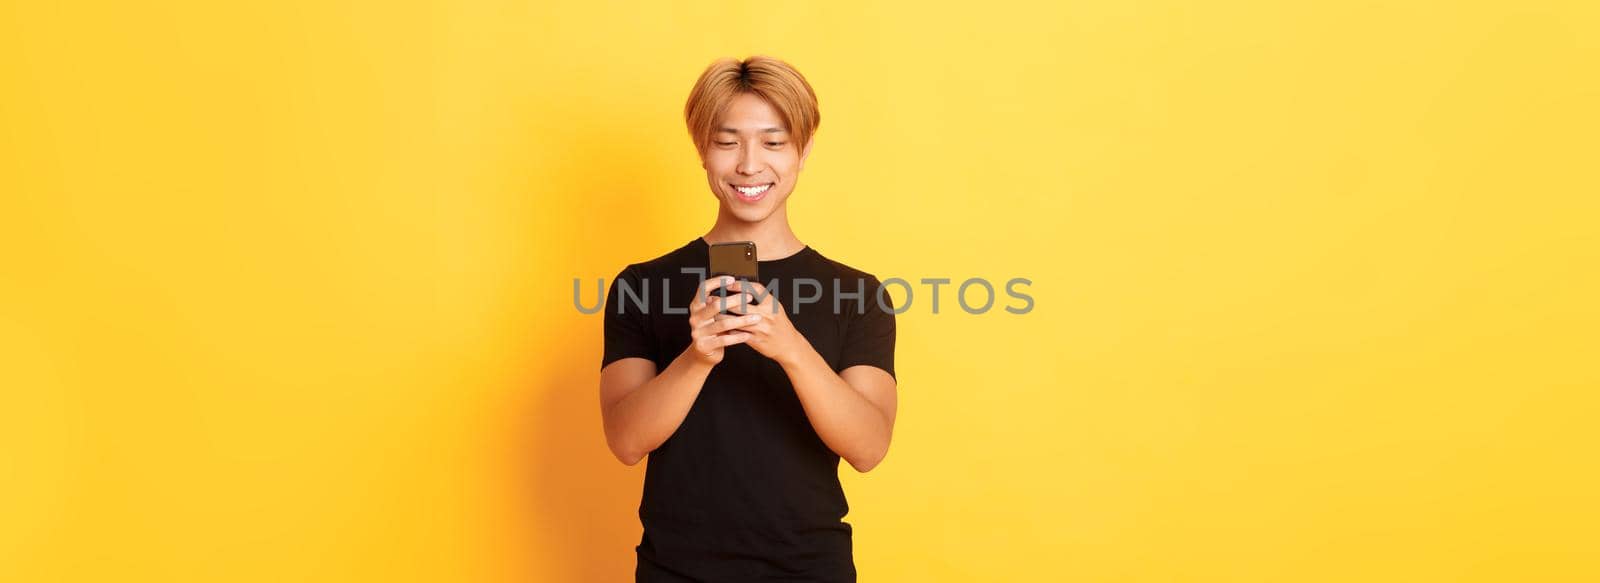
[701, 93, 812, 223]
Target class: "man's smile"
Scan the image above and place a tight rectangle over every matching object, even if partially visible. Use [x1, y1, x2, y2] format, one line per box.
[732, 182, 773, 202]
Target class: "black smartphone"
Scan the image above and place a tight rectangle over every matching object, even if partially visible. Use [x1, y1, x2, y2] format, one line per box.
[707, 241, 758, 313]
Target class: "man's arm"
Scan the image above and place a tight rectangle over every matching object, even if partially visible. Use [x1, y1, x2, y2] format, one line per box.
[599, 353, 709, 466]
[599, 276, 758, 465]
[781, 351, 898, 473]
[721, 279, 898, 472]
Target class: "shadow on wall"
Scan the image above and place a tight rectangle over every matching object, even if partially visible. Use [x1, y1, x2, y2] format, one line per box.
[511, 109, 683, 581]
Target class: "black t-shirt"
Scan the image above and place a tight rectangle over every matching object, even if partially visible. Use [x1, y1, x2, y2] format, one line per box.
[601, 236, 897, 582]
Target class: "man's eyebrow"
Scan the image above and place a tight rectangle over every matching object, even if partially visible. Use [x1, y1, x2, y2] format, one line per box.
[717, 127, 788, 134]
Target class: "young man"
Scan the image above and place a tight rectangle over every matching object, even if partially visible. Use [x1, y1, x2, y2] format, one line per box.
[598, 56, 899, 582]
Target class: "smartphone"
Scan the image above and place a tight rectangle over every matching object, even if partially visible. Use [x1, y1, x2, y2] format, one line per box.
[707, 241, 758, 313]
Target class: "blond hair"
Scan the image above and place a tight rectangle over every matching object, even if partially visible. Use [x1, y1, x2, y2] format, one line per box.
[683, 56, 820, 157]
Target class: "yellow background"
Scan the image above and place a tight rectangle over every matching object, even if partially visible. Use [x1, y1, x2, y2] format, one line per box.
[3, 1, 1597, 581]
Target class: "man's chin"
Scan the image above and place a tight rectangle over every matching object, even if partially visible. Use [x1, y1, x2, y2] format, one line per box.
[723, 201, 777, 222]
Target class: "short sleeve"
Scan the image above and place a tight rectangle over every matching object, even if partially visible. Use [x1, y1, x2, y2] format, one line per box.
[836, 275, 897, 380]
[601, 265, 656, 370]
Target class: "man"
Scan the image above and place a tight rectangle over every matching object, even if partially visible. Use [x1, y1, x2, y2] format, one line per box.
[598, 55, 899, 582]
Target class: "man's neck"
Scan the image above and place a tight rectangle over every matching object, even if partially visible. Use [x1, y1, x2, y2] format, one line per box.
[703, 209, 805, 261]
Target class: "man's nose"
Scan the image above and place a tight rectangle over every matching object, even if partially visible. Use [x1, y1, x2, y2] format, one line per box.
[737, 145, 761, 175]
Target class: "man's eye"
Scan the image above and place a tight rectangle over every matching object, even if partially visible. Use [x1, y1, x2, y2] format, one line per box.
[715, 141, 736, 146]
[766, 142, 786, 147]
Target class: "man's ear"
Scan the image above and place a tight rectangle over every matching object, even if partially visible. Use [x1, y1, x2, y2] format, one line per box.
[799, 137, 814, 171]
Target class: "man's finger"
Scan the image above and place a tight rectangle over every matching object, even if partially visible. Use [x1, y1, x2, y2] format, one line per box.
[728, 280, 767, 295]
[713, 314, 760, 334]
[725, 299, 766, 315]
[692, 289, 743, 317]
[712, 292, 756, 310]
[699, 275, 735, 298]
[693, 312, 740, 331]
[690, 299, 718, 321]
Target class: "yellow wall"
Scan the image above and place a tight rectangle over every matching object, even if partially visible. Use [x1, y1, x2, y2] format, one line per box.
[3, 1, 1596, 581]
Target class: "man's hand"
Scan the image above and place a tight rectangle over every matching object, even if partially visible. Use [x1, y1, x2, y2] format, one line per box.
[684, 276, 759, 368]
[723, 280, 812, 367]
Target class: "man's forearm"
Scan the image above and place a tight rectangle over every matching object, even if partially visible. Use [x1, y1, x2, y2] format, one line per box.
[779, 347, 893, 471]
[604, 350, 712, 465]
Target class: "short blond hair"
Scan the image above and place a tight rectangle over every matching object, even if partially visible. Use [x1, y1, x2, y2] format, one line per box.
[684, 56, 820, 157]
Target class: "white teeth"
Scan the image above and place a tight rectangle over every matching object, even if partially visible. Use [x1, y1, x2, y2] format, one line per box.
[735, 184, 771, 196]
